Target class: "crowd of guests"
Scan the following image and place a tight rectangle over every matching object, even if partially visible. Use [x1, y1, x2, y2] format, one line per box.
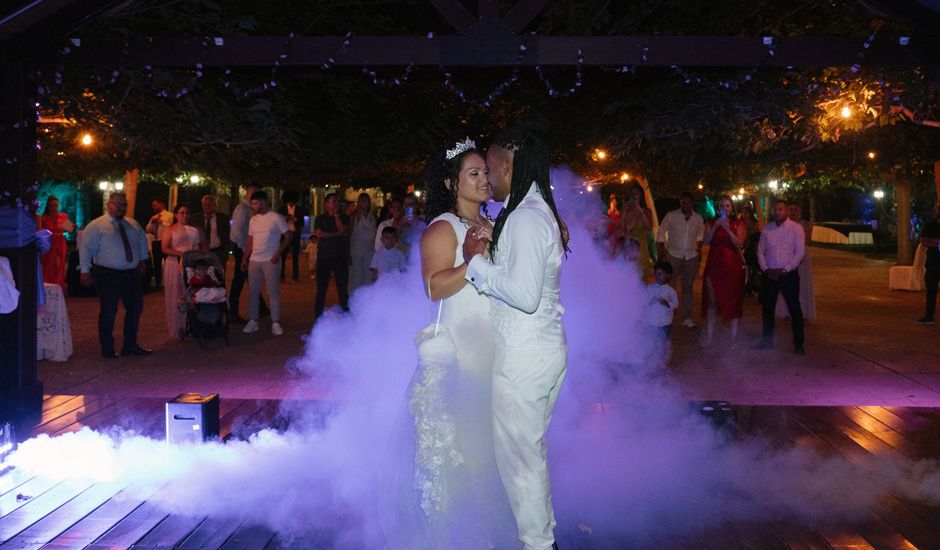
[53, 183, 939, 360]
[627, 191, 815, 355]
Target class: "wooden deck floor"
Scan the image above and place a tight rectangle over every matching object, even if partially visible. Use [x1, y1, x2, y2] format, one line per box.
[3, 396, 940, 549]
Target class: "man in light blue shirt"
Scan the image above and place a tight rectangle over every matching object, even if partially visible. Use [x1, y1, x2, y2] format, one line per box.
[79, 192, 152, 358]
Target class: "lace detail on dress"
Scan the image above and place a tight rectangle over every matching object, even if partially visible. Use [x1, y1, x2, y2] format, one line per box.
[409, 323, 465, 518]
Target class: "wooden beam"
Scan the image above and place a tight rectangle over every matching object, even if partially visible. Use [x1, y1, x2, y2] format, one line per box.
[479, 0, 500, 21]
[428, 0, 476, 32]
[39, 35, 940, 67]
[503, 0, 553, 33]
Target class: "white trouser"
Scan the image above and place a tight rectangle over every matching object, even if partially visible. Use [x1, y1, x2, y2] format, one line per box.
[248, 259, 281, 322]
[492, 345, 567, 550]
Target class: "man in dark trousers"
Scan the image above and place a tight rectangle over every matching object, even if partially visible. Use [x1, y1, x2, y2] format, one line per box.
[916, 202, 940, 325]
[79, 192, 152, 358]
[755, 199, 806, 355]
[313, 193, 350, 319]
[278, 189, 307, 282]
[191, 194, 231, 273]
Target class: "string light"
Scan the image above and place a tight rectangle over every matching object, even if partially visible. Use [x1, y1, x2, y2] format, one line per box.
[840, 106, 852, 118]
[80, 133, 93, 146]
[867, 151, 876, 159]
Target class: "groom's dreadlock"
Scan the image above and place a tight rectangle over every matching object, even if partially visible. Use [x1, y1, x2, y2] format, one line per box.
[488, 123, 570, 260]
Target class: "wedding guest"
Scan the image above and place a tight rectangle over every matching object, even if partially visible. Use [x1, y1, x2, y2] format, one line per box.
[37, 195, 73, 289]
[776, 202, 816, 322]
[79, 192, 152, 358]
[740, 207, 763, 297]
[229, 183, 268, 322]
[314, 193, 350, 319]
[375, 198, 413, 254]
[916, 202, 940, 325]
[646, 260, 679, 339]
[701, 195, 746, 348]
[162, 204, 205, 340]
[615, 183, 655, 280]
[755, 199, 806, 355]
[656, 192, 704, 327]
[146, 198, 173, 289]
[304, 235, 318, 280]
[242, 191, 290, 336]
[349, 192, 377, 292]
[278, 189, 306, 282]
[370, 226, 407, 283]
[190, 195, 230, 274]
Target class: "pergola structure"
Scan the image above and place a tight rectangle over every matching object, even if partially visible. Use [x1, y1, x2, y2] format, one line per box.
[1, 0, 938, 423]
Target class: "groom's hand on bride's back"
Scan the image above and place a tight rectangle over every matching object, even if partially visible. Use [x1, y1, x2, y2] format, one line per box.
[463, 227, 489, 264]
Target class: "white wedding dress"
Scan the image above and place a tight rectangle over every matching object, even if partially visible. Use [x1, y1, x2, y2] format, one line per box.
[382, 212, 515, 549]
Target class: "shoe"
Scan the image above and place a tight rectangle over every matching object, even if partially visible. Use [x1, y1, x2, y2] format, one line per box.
[752, 339, 773, 350]
[101, 350, 119, 359]
[271, 322, 284, 336]
[794, 345, 806, 356]
[121, 345, 152, 356]
[682, 318, 696, 328]
[914, 317, 935, 325]
[243, 320, 259, 333]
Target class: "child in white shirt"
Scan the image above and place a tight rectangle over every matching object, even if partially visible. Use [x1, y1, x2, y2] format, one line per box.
[646, 260, 679, 338]
[370, 226, 407, 283]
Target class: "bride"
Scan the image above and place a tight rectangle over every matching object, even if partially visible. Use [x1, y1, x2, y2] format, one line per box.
[383, 138, 516, 548]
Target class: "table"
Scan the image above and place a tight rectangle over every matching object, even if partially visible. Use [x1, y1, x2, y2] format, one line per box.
[811, 224, 874, 245]
[37, 283, 73, 361]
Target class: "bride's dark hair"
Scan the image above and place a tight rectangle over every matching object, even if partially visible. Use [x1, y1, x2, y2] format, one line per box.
[423, 146, 484, 222]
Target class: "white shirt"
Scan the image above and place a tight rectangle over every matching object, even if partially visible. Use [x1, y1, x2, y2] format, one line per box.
[248, 211, 289, 262]
[657, 209, 704, 260]
[645, 282, 679, 327]
[374, 219, 398, 251]
[758, 218, 805, 272]
[370, 246, 407, 274]
[465, 183, 566, 351]
[230, 200, 252, 249]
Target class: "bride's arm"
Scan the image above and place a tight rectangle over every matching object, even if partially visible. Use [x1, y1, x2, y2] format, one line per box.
[421, 220, 467, 301]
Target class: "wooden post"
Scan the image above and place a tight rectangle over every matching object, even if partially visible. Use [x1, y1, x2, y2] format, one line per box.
[894, 173, 914, 266]
[934, 160, 940, 202]
[0, 63, 43, 424]
[124, 168, 139, 219]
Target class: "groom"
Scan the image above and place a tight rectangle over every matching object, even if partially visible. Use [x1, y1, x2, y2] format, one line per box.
[463, 125, 569, 550]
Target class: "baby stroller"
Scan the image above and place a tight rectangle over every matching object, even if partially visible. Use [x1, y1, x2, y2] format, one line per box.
[181, 251, 229, 347]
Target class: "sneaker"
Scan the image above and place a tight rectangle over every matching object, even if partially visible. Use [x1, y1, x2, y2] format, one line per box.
[914, 317, 935, 326]
[681, 318, 696, 328]
[242, 320, 259, 333]
[271, 322, 284, 336]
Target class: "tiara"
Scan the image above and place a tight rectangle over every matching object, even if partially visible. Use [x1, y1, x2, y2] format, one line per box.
[445, 137, 476, 160]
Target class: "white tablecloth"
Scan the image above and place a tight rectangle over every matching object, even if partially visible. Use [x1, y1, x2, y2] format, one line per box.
[811, 226, 874, 245]
[889, 244, 927, 291]
[37, 283, 72, 361]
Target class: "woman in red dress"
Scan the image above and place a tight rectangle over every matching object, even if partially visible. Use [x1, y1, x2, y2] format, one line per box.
[701, 195, 746, 348]
[37, 195, 71, 290]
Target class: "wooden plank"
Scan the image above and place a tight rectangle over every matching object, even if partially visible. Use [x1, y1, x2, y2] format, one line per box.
[0, 481, 124, 549]
[264, 533, 321, 549]
[845, 408, 920, 460]
[815, 527, 876, 550]
[769, 521, 833, 550]
[31, 396, 87, 431]
[222, 400, 274, 441]
[128, 514, 204, 549]
[41, 489, 147, 549]
[0, 477, 61, 521]
[29, 397, 127, 438]
[792, 408, 940, 550]
[0, 469, 35, 499]
[176, 517, 242, 549]
[850, 512, 919, 550]
[218, 524, 276, 549]
[0, 479, 92, 541]
[86, 500, 167, 549]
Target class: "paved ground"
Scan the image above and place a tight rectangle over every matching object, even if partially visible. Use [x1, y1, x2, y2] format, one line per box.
[39, 246, 938, 406]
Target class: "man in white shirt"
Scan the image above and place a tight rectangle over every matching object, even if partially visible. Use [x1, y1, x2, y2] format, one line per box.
[464, 126, 568, 550]
[146, 198, 173, 288]
[756, 199, 806, 355]
[656, 192, 704, 327]
[240, 191, 290, 336]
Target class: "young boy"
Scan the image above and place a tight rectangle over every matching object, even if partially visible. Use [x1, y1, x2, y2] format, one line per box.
[646, 260, 679, 338]
[370, 226, 407, 283]
[304, 235, 318, 280]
